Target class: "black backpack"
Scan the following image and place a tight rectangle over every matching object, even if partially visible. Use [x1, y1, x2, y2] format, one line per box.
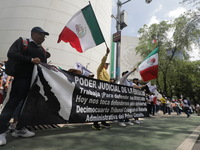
[5, 38, 29, 76]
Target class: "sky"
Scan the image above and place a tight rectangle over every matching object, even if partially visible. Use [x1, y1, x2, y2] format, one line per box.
[111, 0, 199, 61]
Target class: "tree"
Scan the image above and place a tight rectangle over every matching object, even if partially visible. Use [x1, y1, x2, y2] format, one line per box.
[136, 11, 200, 99]
[181, 0, 200, 6]
[171, 60, 200, 104]
[181, 0, 200, 47]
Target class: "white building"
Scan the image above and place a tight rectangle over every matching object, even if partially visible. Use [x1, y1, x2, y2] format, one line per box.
[0, 0, 143, 80]
[111, 36, 142, 80]
[0, 0, 112, 76]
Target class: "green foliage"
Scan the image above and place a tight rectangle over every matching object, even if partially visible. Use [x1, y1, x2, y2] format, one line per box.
[136, 11, 200, 104]
[172, 60, 200, 103]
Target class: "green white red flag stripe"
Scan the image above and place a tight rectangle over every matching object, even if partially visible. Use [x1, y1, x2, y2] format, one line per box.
[57, 4, 105, 53]
[138, 47, 159, 82]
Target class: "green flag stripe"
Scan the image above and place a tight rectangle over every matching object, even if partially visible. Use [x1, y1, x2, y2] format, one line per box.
[144, 47, 159, 60]
[110, 41, 115, 78]
[82, 4, 105, 45]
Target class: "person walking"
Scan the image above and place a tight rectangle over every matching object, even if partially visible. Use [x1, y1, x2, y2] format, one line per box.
[0, 26, 49, 146]
[175, 100, 182, 115]
[160, 97, 167, 115]
[182, 98, 190, 118]
[166, 99, 171, 115]
[196, 104, 200, 116]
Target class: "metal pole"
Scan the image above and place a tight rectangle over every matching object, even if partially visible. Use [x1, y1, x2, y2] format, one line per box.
[114, 0, 151, 81]
[115, 0, 121, 81]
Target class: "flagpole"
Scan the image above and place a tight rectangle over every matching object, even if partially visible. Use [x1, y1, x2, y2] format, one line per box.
[104, 41, 108, 48]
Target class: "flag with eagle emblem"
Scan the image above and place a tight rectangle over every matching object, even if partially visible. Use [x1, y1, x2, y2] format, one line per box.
[57, 4, 105, 53]
[138, 47, 159, 82]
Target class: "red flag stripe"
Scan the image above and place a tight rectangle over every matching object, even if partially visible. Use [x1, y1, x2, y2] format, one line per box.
[57, 27, 83, 53]
[139, 65, 158, 82]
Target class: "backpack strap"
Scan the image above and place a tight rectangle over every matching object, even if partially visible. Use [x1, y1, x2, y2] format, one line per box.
[21, 37, 49, 58]
[21, 37, 29, 51]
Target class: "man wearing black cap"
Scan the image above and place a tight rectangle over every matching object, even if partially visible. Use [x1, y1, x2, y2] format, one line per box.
[0, 27, 49, 146]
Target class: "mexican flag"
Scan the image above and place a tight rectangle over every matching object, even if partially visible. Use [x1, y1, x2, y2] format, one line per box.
[57, 4, 105, 53]
[138, 47, 159, 82]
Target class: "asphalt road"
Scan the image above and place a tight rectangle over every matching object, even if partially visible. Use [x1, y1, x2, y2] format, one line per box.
[1, 111, 200, 150]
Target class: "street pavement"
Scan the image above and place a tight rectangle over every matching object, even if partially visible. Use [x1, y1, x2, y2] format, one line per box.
[1, 111, 200, 150]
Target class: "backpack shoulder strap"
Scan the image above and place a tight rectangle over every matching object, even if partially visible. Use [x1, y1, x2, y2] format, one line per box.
[21, 37, 29, 51]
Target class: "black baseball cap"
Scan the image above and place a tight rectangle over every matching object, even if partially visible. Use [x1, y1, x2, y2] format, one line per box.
[133, 78, 139, 81]
[122, 71, 129, 76]
[31, 27, 49, 35]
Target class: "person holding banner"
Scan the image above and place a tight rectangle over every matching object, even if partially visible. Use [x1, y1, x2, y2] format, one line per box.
[92, 47, 111, 130]
[0, 26, 49, 146]
[118, 69, 136, 127]
[132, 78, 146, 124]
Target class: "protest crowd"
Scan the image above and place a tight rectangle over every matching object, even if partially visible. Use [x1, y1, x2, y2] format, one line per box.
[0, 26, 198, 146]
[0, 3, 198, 147]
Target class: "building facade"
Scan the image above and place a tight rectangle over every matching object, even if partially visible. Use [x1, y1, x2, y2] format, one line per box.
[0, 0, 112, 76]
[111, 36, 142, 80]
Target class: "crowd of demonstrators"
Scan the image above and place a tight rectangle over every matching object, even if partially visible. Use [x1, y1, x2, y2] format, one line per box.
[144, 90, 196, 118]
[169, 98, 191, 117]
[154, 96, 195, 117]
[0, 26, 49, 146]
[0, 64, 25, 133]
[0, 28, 198, 146]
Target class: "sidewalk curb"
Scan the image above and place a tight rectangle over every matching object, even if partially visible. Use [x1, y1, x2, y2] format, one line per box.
[176, 125, 200, 150]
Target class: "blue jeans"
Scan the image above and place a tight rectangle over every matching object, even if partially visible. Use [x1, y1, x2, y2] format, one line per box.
[0, 78, 31, 134]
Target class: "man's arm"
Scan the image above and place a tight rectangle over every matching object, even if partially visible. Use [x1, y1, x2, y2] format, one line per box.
[120, 68, 136, 84]
[97, 47, 110, 76]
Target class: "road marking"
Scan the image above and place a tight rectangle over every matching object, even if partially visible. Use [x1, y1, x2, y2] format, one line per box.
[176, 125, 200, 150]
